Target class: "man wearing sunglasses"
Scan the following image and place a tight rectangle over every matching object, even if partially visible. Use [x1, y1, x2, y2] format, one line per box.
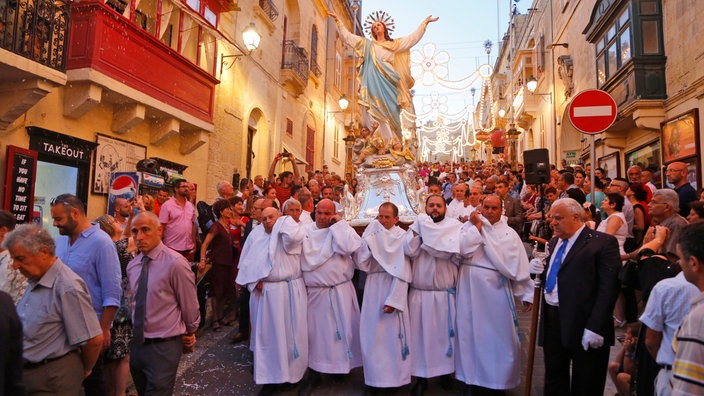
[51, 194, 121, 396]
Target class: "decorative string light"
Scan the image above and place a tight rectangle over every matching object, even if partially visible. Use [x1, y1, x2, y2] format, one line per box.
[407, 41, 502, 160]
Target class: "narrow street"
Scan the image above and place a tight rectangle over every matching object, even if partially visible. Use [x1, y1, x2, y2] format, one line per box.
[169, 308, 622, 395]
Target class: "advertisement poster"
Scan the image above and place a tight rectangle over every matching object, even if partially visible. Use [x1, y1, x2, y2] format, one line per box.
[108, 172, 139, 216]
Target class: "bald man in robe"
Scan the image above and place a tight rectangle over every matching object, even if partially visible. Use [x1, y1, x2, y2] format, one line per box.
[236, 208, 308, 395]
[299, 199, 362, 395]
[356, 202, 414, 393]
[456, 195, 533, 394]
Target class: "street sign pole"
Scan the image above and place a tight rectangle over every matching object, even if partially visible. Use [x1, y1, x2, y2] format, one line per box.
[591, 135, 596, 203]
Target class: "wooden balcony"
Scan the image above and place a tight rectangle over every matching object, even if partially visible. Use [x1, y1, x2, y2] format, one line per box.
[66, 0, 217, 130]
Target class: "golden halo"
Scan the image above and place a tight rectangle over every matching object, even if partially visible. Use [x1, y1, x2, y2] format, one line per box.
[364, 10, 395, 38]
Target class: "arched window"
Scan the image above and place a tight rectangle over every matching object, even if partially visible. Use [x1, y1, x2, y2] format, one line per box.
[310, 25, 322, 77]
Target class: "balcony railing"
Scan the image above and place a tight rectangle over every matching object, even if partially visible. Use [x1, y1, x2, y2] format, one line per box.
[310, 60, 322, 78]
[0, 0, 70, 72]
[282, 40, 309, 84]
[258, 0, 278, 22]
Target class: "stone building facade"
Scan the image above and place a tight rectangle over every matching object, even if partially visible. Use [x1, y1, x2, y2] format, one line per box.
[0, 0, 360, 224]
[493, 0, 702, 191]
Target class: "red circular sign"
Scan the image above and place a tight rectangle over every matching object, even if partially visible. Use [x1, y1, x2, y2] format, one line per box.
[568, 89, 617, 134]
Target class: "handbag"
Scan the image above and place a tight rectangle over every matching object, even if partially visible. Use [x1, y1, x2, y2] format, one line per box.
[638, 255, 681, 303]
[618, 260, 640, 289]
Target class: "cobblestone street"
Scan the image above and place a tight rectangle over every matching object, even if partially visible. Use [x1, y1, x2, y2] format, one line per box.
[169, 308, 622, 395]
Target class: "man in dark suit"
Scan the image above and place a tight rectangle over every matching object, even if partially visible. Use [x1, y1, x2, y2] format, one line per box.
[530, 198, 621, 395]
[495, 180, 524, 236]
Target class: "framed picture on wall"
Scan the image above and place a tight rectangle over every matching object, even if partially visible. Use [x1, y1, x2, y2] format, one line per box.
[661, 109, 699, 163]
[93, 134, 147, 194]
[598, 152, 621, 180]
[682, 156, 701, 192]
[625, 140, 662, 189]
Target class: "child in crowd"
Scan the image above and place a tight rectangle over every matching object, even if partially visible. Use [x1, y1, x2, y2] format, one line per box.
[608, 324, 639, 396]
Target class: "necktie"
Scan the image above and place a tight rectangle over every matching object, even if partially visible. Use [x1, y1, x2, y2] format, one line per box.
[132, 255, 150, 345]
[545, 239, 567, 293]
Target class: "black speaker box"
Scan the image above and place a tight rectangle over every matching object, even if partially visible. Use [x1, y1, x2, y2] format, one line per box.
[524, 149, 550, 185]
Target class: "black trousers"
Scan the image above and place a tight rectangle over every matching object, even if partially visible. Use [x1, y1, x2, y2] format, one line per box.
[542, 304, 610, 396]
[238, 288, 250, 334]
[83, 352, 106, 396]
[130, 337, 182, 396]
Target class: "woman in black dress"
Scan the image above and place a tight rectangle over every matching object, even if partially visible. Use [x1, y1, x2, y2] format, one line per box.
[199, 199, 235, 331]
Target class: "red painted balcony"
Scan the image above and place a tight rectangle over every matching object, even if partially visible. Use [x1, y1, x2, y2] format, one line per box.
[67, 0, 218, 124]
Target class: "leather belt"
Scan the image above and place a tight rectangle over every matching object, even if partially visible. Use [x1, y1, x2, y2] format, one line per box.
[660, 364, 672, 371]
[23, 350, 76, 370]
[144, 335, 180, 344]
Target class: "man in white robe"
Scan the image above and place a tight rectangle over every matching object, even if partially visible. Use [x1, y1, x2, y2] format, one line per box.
[446, 183, 468, 221]
[458, 185, 482, 222]
[356, 202, 413, 392]
[299, 199, 363, 394]
[456, 195, 533, 394]
[236, 208, 308, 396]
[406, 194, 463, 395]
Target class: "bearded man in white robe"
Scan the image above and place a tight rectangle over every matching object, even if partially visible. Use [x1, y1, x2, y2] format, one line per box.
[456, 195, 533, 395]
[356, 202, 413, 392]
[235, 208, 308, 396]
[406, 194, 463, 395]
[299, 199, 363, 395]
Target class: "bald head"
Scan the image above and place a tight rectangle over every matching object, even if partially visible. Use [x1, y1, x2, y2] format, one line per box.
[261, 207, 279, 234]
[315, 199, 336, 229]
[481, 195, 503, 224]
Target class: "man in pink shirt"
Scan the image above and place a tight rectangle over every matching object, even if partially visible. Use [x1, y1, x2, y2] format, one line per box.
[158, 179, 197, 261]
[127, 211, 200, 395]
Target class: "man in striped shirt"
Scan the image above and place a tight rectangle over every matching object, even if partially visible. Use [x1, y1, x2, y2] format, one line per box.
[671, 222, 704, 395]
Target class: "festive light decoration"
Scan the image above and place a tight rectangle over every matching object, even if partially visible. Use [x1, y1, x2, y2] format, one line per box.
[473, 64, 497, 133]
[405, 40, 500, 161]
[420, 92, 448, 118]
[410, 43, 449, 86]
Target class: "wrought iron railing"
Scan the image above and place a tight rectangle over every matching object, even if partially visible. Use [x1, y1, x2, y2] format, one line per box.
[282, 40, 309, 84]
[0, 0, 70, 72]
[258, 0, 278, 22]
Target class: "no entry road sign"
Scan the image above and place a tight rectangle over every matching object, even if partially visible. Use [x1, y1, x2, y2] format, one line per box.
[568, 89, 617, 134]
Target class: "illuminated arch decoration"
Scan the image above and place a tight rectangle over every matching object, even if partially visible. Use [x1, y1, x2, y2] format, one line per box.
[473, 63, 496, 133]
[411, 43, 482, 90]
[420, 92, 448, 118]
[408, 42, 500, 160]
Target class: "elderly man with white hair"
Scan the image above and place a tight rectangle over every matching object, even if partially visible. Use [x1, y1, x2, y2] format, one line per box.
[647, 189, 688, 260]
[530, 198, 621, 396]
[282, 198, 303, 223]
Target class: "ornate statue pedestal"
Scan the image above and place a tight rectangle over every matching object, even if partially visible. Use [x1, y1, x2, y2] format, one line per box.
[343, 164, 422, 227]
